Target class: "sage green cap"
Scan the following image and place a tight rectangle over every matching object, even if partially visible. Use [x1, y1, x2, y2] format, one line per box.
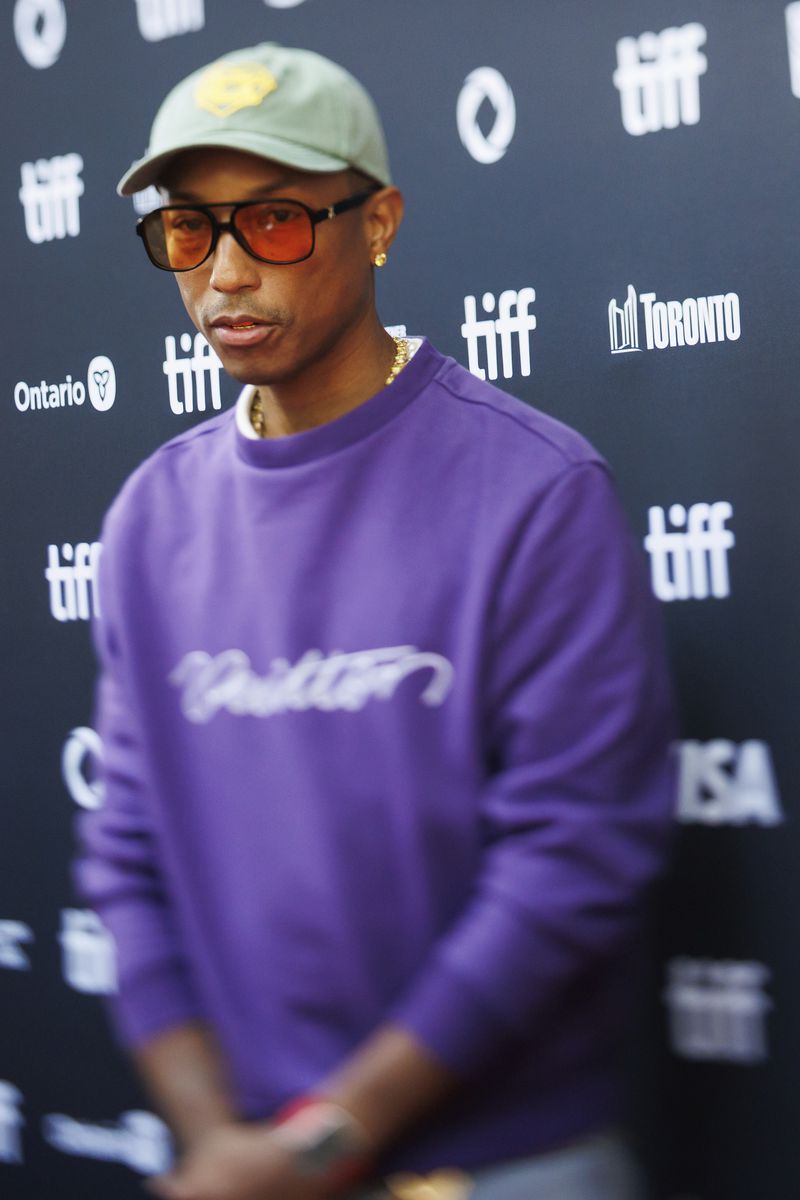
[117, 42, 391, 195]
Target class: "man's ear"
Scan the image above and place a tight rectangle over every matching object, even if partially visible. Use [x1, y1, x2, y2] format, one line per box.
[363, 187, 404, 263]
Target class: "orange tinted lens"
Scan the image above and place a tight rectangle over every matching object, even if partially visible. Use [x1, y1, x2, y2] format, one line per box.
[154, 209, 213, 269]
[235, 202, 312, 262]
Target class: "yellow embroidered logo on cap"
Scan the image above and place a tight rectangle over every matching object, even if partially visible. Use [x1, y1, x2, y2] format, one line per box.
[194, 63, 278, 119]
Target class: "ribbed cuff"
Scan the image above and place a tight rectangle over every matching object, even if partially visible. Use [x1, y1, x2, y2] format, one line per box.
[388, 961, 512, 1077]
[108, 963, 204, 1049]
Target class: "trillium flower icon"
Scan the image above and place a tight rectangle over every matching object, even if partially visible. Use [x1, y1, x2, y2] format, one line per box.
[92, 369, 109, 401]
[86, 355, 116, 412]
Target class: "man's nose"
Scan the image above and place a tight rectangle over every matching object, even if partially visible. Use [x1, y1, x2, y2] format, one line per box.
[209, 230, 261, 292]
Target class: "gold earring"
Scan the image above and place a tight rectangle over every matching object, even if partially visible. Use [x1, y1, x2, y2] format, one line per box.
[373, 252, 387, 268]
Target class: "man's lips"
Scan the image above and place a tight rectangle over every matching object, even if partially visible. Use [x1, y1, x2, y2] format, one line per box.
[209, 316, 278, 348]
[211, 314, 268, 327]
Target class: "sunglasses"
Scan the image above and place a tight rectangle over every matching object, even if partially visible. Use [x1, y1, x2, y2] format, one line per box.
[136, 187, 377, 272]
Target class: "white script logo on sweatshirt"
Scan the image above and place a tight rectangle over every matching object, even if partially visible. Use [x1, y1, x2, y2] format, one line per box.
[170, 646, 455, 723]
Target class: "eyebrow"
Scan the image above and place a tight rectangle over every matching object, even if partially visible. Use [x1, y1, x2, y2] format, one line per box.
[165, 175, 306, 203]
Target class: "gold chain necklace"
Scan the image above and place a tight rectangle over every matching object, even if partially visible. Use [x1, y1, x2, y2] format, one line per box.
[249, 338, 411, 438]
[383, 335, 411, 386]
[250, 391, 267, 438]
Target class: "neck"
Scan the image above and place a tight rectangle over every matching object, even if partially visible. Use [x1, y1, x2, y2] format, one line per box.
[254, 315, 397, 438]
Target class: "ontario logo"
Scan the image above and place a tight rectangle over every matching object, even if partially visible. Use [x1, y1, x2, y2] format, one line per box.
[14, 355, 116, 414]
[609, 285, 741, 353]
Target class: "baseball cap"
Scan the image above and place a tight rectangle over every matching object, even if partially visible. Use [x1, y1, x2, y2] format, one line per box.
[117, 42, 392, 196]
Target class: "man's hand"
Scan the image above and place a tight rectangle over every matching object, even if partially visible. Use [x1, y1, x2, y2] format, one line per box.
[142, 1122, 332, 1200]
[136, 1022, 455, 1200]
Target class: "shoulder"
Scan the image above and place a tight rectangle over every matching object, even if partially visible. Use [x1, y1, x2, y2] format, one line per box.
[407, 342, 625, 555]
[101, 409, 232, 545]
[421, 341, 605, 478]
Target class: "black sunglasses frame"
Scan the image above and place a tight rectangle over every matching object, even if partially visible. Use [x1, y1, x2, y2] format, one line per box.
[136, 187, 379, 272]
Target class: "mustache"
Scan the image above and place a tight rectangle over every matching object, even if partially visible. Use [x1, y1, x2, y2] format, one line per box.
[203, 306, 290, 326]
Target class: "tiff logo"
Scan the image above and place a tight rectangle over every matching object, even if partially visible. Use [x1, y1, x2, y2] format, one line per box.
[45, 542, 102, 622]
[787, 3, 800, 98]
[0, 1082, 24, 1165]
[59, 909, 117, 995]
[0, 921, 34, 971]
[132, 186, 161, 216]
[43, 1109, 172, 1175]
[664, 958, 772, 1064]
[135, 0, 204, 41]
[461, 288, 536, 381]
[677, 740, 784, 827]
[644, 502, 734, 602]
[164, 332, 223, 416]
[19, 153, 83, 243]
[613, 23, 707, 136]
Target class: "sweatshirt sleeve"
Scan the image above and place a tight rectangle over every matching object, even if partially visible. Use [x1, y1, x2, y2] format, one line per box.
[72, 506, 205, 1049]
[388, 460, 676, 1075]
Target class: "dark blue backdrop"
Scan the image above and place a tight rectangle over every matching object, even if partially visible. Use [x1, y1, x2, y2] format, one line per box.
[3, 2, 798, 1196]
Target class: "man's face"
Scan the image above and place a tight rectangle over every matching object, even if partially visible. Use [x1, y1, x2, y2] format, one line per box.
[159, 147, 381, 387]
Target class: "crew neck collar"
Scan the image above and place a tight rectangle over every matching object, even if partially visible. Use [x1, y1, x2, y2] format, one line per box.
[234, 336, 439, 469]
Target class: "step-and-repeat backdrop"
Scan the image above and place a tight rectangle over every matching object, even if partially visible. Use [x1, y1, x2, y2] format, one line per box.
[3, 1, 798, 1196]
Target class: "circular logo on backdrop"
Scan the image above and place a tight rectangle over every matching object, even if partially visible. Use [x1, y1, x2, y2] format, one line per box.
[456, 67, 516, 164]
[13, 0, 66, 69]
[263, 0, 307, 7]
[87, 355, 116, 412]
[62, 727, 105, 810]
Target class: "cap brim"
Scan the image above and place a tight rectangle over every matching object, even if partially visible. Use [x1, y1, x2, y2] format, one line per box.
[117, 130, 355, 195]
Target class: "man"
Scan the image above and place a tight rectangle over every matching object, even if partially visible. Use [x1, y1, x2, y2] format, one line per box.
[75, 41, 675, 1200]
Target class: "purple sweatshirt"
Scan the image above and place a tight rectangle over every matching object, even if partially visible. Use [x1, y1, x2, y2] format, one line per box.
[75, 337, 675, 1173]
